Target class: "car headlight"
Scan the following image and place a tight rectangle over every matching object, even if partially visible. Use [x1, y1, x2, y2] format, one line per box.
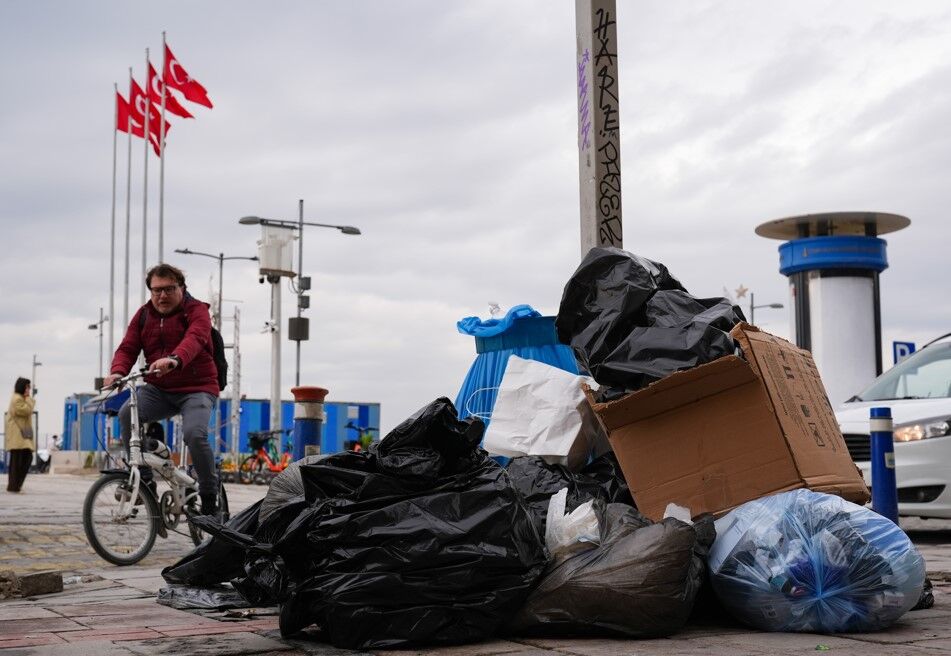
[893, 417, 951, 442]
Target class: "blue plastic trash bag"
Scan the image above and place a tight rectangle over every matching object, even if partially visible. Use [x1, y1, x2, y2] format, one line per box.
[708, 489, 926, 633]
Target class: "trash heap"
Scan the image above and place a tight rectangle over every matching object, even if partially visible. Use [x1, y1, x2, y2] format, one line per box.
[164, 246, 926, 646]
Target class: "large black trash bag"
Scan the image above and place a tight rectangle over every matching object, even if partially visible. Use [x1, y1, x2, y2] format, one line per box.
[253, 397, 546, 650]
[161, 499, 263, 587]
[509, 502, 715, 637]
[506, 453, 634, 536]
[555, 247, 744, 397]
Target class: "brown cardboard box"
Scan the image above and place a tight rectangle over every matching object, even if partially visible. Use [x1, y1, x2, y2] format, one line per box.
[586, 323, 869, 521]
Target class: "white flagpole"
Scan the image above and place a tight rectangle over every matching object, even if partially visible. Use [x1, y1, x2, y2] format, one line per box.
[158, 31, 167, 263]
[141, 48, 150, 307]
[110, 83, 118, 360]
[125, 69, 133, 326]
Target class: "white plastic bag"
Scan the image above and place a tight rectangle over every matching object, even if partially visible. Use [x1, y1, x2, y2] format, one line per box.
[545, 488, 600, 556]
[482, 356, 609, 470]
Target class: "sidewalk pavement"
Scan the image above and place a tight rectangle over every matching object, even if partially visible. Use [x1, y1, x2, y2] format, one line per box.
[3, 473, 951, 655]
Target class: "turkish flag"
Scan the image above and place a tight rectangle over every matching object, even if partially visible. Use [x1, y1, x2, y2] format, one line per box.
[163, 45, 213, 109]
[116, 92, 145, 138]
[148, 63, 193, 119]
[130, 78, 172, 139]
[124, 84, 170, 157]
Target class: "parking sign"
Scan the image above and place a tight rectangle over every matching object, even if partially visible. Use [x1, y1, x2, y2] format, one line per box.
[892, 341, 916, 364]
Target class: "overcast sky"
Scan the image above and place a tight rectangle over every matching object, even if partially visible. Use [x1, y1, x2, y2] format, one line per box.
[2, 1, 950, 443]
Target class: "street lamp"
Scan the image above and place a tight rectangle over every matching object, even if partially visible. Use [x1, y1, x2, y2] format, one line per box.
[173, 248, 259, 330]
[239, 204, 361, 431]
[88, 307, 109, 388]
[750, 292, 784, 326]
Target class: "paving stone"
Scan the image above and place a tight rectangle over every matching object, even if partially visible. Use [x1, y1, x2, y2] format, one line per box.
[46, 601, 158, 617]
[0, 615, 87, 634]
[79, 608, 219, 629]
[0, 606, 58, 621]
[0, 638, 138, 656]
[122, 631, 293, 655]
[58, 627, 165, 642]
[373, 639, 534, 656]
[0, 632, 68, 649]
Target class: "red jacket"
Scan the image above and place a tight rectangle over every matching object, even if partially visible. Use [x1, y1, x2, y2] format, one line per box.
[111, 295, 219, 396]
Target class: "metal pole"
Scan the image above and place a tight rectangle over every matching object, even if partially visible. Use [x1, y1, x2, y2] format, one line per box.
[270, 278, 282, 432]
[125, 69, 133, 326]
[141, 48, 150, 307]
[750, 292, 755, 326]
[230, 305, 241, 465]
[110, 83, 118, 361]
[98, 308, 105, 380]
[217, 254, 224, 331]
[158, 32, 167, 262]
[296, 199, 303, 388]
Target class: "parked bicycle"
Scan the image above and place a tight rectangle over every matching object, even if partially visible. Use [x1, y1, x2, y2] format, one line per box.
[344, 421, 378, 451]
[81, 368, 229, 566]
[238, 429, 293, 484]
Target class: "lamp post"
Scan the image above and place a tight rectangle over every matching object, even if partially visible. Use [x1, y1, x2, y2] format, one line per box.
[88, 307, 109, 388]
[173, 248, 257, 456]
[173, 248, 259, 330]
[31, 354, 42, 397]
[750, 292, 784, 326]
[239, 207, 360, 431]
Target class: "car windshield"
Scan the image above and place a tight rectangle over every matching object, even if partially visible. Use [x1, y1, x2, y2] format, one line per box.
[854, 341, 951, 401]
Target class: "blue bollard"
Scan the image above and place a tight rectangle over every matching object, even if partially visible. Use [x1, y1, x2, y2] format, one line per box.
[870, 406, 898, 523]
[291, 386, 328, 462]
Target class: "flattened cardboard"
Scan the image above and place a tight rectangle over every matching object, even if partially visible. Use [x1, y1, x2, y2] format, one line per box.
[587, 323, 869, 521]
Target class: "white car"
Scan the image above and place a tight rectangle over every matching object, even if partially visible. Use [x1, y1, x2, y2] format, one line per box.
[835, 333, 951, 518]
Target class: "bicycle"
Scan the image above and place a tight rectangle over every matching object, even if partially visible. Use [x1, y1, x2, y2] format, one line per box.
[81, 368, 230, 566]
[344, 421, 378, 452]
[238, 429, 293, 484]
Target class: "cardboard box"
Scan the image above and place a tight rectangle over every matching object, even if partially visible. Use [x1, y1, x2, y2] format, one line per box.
[586, 324, 869, 521]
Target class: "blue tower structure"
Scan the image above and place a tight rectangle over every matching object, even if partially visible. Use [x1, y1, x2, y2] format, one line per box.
[756, 212, 910, 405]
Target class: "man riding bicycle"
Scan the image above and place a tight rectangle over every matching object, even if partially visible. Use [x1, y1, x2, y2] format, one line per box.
[104, 263, 220, 515]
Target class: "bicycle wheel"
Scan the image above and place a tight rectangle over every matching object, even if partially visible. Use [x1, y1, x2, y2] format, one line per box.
[82, 472, 160, 566]
[238, 455, 264, 484]
[188, 480, 231, 546]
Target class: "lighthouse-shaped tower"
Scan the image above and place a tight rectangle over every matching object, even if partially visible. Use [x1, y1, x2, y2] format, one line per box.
[755, 211, 910, 405]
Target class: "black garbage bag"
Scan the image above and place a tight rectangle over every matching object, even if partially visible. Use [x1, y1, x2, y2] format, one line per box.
[509, 502, 715, 637]
[205, 397, 547, 650]
[161, 499, 263, 587]
[506, 453, 634, 536]
[555, 247, 744, 397]
[157, 583, 252, 610]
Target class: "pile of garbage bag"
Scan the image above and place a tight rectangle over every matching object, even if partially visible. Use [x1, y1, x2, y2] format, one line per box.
[555, 247, 745, 399]
[707, 489, 926, 632]
[176, 398, 547, 650]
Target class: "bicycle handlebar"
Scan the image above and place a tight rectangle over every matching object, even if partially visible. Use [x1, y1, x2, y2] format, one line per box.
[98, 367, 150, 393]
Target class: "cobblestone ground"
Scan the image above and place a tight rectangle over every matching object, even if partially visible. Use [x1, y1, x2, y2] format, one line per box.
[0, 472, 269, 573]
[2, 473, 951, 655]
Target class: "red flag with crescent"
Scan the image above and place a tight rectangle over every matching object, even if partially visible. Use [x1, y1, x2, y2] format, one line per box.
[125, 82, 171, 156]
[148, 62, 193, 119]
[163, 45, 213, 109]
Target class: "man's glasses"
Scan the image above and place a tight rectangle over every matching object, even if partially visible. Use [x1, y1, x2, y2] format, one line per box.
[149, 285, 180, 296]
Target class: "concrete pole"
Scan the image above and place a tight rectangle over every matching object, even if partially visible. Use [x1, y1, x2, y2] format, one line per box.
[576, 0, 623, 256]
[269, 277, 282, 432]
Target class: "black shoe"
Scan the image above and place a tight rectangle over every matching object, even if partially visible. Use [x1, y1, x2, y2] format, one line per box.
[199, 493, 218, 516]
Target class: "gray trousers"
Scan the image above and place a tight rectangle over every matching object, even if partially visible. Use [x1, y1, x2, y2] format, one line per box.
[118, 385, 218, 495]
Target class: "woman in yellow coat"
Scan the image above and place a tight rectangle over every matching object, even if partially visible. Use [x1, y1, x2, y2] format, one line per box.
[5, 377, 35, 493]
